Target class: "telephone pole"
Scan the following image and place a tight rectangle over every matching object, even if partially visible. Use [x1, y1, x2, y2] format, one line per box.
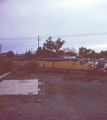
[38, 35, 39, 48]
[0, 44, 1, 55]
[0, 44, 2, 74]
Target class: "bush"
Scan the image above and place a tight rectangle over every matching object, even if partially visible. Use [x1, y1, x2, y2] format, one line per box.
[42, 52, 58, 58]
[25, 60, 39, 74]
[11, 69, 18, 75]
[2, 60, 14, 73]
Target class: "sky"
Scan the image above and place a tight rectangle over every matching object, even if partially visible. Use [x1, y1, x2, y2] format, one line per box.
[0, 0, 107, 54]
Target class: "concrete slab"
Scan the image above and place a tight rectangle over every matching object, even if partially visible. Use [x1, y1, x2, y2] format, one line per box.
[0, 79, 40, 95]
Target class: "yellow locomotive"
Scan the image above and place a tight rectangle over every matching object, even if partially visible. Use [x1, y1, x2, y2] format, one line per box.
[12, 58, 95, 74]
[38, 58, 95, 74]
[12, 59, 29, 67]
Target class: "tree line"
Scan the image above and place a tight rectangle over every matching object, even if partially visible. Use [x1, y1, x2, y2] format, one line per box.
[79, 47, 107, 59]
[1, 36, 107, 59]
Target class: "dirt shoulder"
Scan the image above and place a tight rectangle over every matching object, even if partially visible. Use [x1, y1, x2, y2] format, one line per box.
[0, 71, 107, 120]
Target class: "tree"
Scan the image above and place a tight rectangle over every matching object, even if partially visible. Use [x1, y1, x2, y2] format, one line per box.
[36, 47, 42, 57]
[42, 52, 58, 58]
[43, 36, 65, 52]
[79, 47, 86, 56]
[6, 51, 14, 59]
[90, 50, 96, 58]
[63, 47, 77, 53]
[56, 50, 64, 56]
[54, 37, 65, 52]
[24, 50, 33, 59]
[36, 47, 58, 58]
[103, 50, 107, 57]
[79, 47, 96, 58]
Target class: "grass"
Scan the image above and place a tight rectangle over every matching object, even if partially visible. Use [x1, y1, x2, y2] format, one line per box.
[45, 82, 77, 94]
[98, 79, 107, 83]
[1, 69, 107, 84]
[57, 84, 76, 93]
[11, 69, 18, 75]
[62, 73, 107, 83]
[63, 74, 76, 80]
[0, 102, 8, 107]
[45, 88, 56, 94]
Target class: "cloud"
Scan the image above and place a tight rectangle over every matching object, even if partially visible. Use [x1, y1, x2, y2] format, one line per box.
[88, 44, 107, 49]
[84, 41, 107, 52]
[0, 0, 107, 53]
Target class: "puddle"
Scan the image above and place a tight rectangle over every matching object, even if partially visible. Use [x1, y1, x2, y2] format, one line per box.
[0, 79, 40, 95]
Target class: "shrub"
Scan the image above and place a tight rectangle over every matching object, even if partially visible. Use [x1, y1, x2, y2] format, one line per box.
[11, 69, 18, 75]
[25, 60, 39, 74]
[2, 60, 14, 73]
[42, 52, 58, 58]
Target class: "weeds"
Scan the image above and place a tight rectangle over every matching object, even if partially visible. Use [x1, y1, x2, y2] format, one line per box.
[0, 102, 8, 107]
[58, 84, 75, 90]
[11, 69, 18, 75]
[25, 60, 39, 74]
[2, 60, 14, 73]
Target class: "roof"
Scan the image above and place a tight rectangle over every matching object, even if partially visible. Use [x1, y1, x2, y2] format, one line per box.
[37, 58, 78, 62]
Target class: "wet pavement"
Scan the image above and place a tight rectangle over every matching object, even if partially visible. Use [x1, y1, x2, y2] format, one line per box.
[0, 79, 40, 95]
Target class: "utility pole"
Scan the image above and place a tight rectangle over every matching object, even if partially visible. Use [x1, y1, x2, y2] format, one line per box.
[0, 44, 1, 55]
[0, 44, 2, 74]
[38, 35, 39, 48]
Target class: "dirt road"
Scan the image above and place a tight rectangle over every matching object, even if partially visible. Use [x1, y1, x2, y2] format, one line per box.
[0, 71, 107, 120]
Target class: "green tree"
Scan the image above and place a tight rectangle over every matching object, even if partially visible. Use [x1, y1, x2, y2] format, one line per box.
[36, 47, 42, 57]
[100, 50, 104, 58]
[79, 47, 86, 57]
[79, 47, 96, 58]
[43, 36, 65, 52]
[104, 51, 107, 56]
[36, 47, 58, 58]
[42, 52, 58, 58]
[6, 51, 14, 59]
[57, 50, 64, 56]
[90, 50, 96, 58]
[24, 51, 33, 59]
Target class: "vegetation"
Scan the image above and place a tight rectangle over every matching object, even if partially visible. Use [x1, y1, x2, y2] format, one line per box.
[24, 60, 39, 74]
[6, 51, 14, 59]
[79, 47, 107, 58]
[43, 36, 65, 52]
[63, 47, 77, 53]
[36, 47, 58, 58]
[2, 60, 14, 73]
[2, 36, 107, 60]
[79, 47, 95, 58]
[24, 50, 33, 59]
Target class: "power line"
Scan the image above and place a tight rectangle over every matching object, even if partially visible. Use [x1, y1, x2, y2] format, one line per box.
[38, 32, 107, 39]
[0, 44, 1, 55]
[0, 37, 37, 40]
[0, 32, 107, 40]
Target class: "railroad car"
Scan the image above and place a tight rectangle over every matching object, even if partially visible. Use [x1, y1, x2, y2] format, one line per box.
[37, 58, 95, 74]
[12, 59, 29, 68]
[12, 58, 95, 74]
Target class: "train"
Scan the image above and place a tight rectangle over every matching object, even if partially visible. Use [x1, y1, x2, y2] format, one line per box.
[12, 58, 95, 75]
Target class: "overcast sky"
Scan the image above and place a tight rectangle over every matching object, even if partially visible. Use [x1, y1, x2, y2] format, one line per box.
[0, 0, 107, 54]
